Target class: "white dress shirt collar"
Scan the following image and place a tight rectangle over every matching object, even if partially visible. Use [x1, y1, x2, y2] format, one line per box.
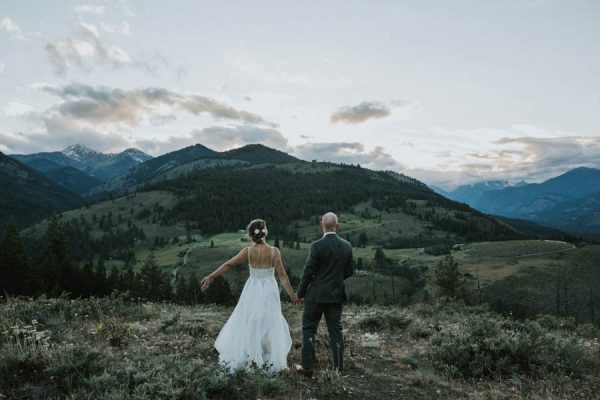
[323, 231, 337, 237]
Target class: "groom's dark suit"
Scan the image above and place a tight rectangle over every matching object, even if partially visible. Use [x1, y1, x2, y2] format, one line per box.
[297, 231, 354, 371]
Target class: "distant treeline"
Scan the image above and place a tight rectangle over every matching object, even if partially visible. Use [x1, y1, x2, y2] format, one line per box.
[0, 216, 233, 305]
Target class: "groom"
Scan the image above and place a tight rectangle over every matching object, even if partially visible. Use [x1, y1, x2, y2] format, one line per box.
[295, 212, 354, 377]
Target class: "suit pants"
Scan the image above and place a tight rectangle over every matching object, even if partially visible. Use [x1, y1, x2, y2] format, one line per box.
[301, 301, 344, 371]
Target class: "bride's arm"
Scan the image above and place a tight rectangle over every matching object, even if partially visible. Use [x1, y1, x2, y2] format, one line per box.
[273, 247, 298, 302]
[201, 248, 248, 292]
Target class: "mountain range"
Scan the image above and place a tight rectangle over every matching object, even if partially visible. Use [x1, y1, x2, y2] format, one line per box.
[434, 180, 528, 206]
[3, 141, 598, 239]
[11, 144, 153, 184]
[435, 168, 600, 237]
[3, 142, 537, 246]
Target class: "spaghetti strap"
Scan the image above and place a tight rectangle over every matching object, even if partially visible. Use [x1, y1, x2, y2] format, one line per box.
[270, 246, 275, 267]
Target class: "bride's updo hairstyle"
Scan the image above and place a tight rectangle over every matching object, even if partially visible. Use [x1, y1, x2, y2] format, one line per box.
[247, 219, 268, 243]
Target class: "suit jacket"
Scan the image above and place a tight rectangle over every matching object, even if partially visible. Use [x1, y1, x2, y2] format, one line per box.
[297, 232, 354, 303]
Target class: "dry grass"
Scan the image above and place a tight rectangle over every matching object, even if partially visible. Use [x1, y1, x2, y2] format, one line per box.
[2, 296, 598, 399]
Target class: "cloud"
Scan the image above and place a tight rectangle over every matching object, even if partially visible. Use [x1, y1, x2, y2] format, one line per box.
[485, 136, 600, 179]
[45, 22, 132, 75]
[36, 82, 275, 127]
[100, 21, 130, 35]
[1, 83, 278, 155]
[330, 101, 391, 124]
[44, 22, 166, 76]
[294, 142, 405, 171]
[1, 17, 26, 40]
[135, 125, 289, 155]
[415, 134, 600, 190]
[190, 125, 288, 152]
[0, 125, 133, 155]
[73, 4, 105, 14]
[330, 100, 419, 124]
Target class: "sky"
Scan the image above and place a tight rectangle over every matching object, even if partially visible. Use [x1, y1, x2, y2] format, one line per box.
[1, 0, 599, 190]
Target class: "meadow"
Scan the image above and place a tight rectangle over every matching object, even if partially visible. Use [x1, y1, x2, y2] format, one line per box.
[1, 295, 599, 399]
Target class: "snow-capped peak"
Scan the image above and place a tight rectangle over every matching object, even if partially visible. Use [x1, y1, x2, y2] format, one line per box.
[121, 148, 152, 162]
[61, 144, 98, 160]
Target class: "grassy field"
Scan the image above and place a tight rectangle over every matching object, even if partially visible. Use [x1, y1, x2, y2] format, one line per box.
[1, 296, 598, 399]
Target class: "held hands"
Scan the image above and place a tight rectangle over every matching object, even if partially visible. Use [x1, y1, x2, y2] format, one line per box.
[200, 276, 214, 292]
[294, 292, 304, 305]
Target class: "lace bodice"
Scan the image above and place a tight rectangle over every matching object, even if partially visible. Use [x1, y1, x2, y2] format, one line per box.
[249, 266, 275, 279]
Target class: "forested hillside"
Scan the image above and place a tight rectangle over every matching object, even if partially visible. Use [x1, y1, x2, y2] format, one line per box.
[142, 162, 522, 244]
[0, 152, 83, 231]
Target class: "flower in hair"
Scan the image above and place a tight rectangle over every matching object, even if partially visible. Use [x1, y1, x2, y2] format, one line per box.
[254, 228, 267, 235]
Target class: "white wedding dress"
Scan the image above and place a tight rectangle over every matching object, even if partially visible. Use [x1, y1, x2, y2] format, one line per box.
[214, 246, 293, 374]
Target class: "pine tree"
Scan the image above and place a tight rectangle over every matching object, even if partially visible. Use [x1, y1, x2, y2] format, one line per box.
[35, 215, 74, 297]
[434, 254, 464, 298]
[185, 272, 203, 305]
[138, 251, 171, 301]
[204, 275, 233, 305]
[374, 247, 387, 271]
[358, 231, 368, 247]
[107, 265, 120, 293]
[0, 220, 31, 296]
[95, 258, 108, 295]
[185, 222, 192, 243]
[81, 261, 96, 296]
[174, 274, 188, 304]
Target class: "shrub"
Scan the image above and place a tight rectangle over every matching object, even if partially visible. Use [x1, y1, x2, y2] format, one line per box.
[357, 312, 412, 332]
[429, 315, 596, 378]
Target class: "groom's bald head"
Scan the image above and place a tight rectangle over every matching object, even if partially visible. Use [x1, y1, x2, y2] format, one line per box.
[321, 212, 339, 232]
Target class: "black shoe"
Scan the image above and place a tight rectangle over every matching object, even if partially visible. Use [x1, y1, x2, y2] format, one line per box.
[294, 364, 314, 378]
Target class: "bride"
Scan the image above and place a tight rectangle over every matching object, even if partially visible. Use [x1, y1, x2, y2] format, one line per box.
[200, 219, 297, 374]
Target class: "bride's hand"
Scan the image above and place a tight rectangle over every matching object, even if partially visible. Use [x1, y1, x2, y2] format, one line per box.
[290, 292, 299, 303]
[201, 276, 213, 292]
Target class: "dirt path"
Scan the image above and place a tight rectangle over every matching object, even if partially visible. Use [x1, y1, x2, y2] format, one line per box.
[171, 242, 201, 286]
[473, 244, 578, 261]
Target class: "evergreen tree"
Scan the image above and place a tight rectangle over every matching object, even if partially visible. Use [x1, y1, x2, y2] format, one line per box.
[81, 261, 96, 296]
[138, 251, 171, 301]
[210, 240, 215, 248]
[356, 257, 364, 270]
[204, 275, 233, 305]
[185, 222, 192, 243]
[185, 272, 203, 305]
[120, 267, 136, 296]
[374, 247, 387, 271]
[0, 220, 31, 296]
[358, 231, 368, 247]
[35, 215, 74, 297]
[434, 254, 465, 298]
[174, 274, 187, 304]
[107, 265, 120, 293]
[94, 258, 108, 295]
